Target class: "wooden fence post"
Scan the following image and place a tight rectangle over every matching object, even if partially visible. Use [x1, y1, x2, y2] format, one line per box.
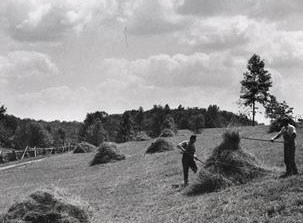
[21, 146, 29, 160]
[34, 147, 37, 157]
[0, 149, 3, 164]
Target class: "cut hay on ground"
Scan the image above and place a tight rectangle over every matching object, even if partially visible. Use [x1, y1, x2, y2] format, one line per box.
[73, 142, 96, 153]
[0, 189, 91, 223]
[185, 129, 270, 195]
[146, 138, 174, 154]
[90, 142, 125, 166]
[160, 128, 175, 137]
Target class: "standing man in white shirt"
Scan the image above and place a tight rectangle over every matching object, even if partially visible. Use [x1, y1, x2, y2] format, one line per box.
[271, 117, 298, 178]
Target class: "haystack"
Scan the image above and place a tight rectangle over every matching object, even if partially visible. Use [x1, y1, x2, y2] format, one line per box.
[146, 138, 174, 154]
[185, 129, 269, 195]
[90, 142, 125, 166]
[160, 128, 175, 137]
[0, 189, 91, 223]
[73, 142, 96, 153]
[134, 131, 151, 141]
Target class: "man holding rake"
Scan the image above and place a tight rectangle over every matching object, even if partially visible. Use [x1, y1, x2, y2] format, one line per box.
[271, 117, 299, 178]
[177, 135, 198, 185]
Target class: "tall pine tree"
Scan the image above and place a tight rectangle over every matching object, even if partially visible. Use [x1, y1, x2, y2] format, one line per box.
[240, 54, 272, 125]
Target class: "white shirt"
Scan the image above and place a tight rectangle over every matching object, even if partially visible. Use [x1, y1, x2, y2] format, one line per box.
[273, 124, 296, 144]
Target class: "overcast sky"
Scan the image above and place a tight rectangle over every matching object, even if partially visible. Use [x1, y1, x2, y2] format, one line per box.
[0, 0, 303, 123]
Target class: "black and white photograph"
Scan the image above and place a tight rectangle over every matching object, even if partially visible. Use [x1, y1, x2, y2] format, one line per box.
[0, 0, 303, 222]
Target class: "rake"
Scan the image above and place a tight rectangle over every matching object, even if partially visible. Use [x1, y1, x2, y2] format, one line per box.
[242, 137, 283, 144]
[177, 145, 204, 164]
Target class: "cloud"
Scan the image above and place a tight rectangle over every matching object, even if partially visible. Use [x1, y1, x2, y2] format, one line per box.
[0, 0, 191, 43]
[178, 0, 303, 21]
[0, 51, 58, 79]
[175, 14, 303, 74]
[6, 51, 244, 121]
[1, 0, 188, 42]
[101, 52, 242, 90]
[13, 86, 92, 120]
[120, 0, 187, 36]
[0, 50, 58, 97]
[2, 0, 118, 41]
[177, 16, 250, 51]
[178, 0, 251, 17]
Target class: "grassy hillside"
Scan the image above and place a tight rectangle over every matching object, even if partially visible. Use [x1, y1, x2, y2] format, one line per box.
[1, 126, 303, 222]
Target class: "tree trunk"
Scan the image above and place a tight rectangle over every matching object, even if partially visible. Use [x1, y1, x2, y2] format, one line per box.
[252, 101, 255, 126]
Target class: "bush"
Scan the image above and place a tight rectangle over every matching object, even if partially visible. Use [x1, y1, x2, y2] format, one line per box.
[90, 142, 125, 166]
[146, 138, 174, 154]
[0, 189, 91, 223]
[185, 129, 269, 195]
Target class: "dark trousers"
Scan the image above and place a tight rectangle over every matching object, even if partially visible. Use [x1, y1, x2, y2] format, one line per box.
[182, 157, 198, 184]
[284, 143, 298, 175]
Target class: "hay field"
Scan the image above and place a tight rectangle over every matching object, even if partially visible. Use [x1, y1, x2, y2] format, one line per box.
[1, 126, 303, 222]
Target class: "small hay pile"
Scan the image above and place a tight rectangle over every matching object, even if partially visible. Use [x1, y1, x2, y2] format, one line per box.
[160, 128, 175, 137]
[0, 189, 91, 223]
[134, 131, 151, 141]
[90, 142, 125, 166]
[73, 142, 96, 153]
[185, 129, 269, 195]
[146, 138, 174, 154]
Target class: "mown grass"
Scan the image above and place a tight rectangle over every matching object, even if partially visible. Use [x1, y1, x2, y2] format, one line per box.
[0, 127, 302, 222]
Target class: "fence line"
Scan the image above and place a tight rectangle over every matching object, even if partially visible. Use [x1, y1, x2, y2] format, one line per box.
[0, 143, 75, 164]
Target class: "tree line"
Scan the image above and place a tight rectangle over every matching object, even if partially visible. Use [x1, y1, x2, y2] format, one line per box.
[0, 104, 253, 149]
[78, 104, 254, 145]
[0, 106, 81, 150]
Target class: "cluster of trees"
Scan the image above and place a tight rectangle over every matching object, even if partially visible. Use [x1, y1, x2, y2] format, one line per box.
[0, 101, 255, 149]
[240, 54, 294, 131]
[78, 104, 254, 145]
[0, 106, 81, 149]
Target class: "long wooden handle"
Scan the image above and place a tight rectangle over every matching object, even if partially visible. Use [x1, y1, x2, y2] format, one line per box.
[177, 145, 204, 164]
[242, 137, 283, 143]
